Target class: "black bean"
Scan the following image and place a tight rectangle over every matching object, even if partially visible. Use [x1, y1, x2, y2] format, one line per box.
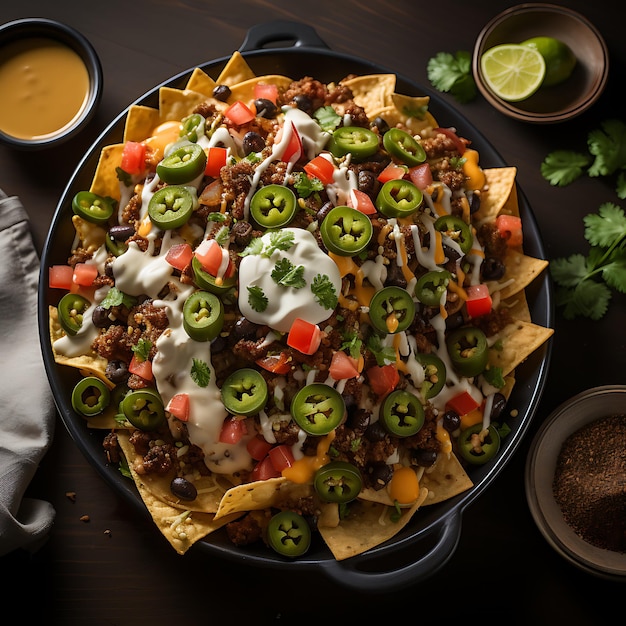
[367, 462, 393, 490]
[316, 201, 334, 222]
[293, 94, 312, 112]
[481, 257, 506, 280]
[412, 448, 438, 467]
[242, 131, 265, 155]
[92, 305, 113, 328]
[109, 224, 135, 241]
[468, 191, 481, 214]
[105, 360, 129, 384]
[253, 98, 278, 118]
[212, 84, 231, 102]
[490, 393, 507, 421]
[170, 476, 198, 501]
[365, 421, 388, 442]
[357, 170, 378, 195]
[372, 116, 390, 134]
[442, 409, 461, 432]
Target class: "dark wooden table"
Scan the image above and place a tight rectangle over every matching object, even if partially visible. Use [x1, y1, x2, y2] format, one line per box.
[2, 1, 624, 622]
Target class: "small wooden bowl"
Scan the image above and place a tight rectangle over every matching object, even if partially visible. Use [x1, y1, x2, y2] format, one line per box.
[472, 3, 609, 123]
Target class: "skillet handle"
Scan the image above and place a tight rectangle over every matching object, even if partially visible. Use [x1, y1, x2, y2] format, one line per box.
[239, 20, 329, 52]
[317, 512, 462, 592]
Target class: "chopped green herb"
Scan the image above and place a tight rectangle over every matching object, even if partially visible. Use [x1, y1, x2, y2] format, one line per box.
[292, 171, 324, 198]
[242, 230, 296, 258]
[482, 365, 505, 389]
[191, 358, 211, 388]
[271, 258, 306, 288]
[427, 51, 477, 104]
[540, 150, 591, 187]
[311, 274, 338, 310]
[341, 331, 362, 359]
[314, 105, 341, 132]
[551, 202, 626, 320]
[366, 334, 396, 366]
[100, 286, 137, 310]
[131, 338, 152, 361]
[214, 226, 231, 247]
[247, 285, 269, 312]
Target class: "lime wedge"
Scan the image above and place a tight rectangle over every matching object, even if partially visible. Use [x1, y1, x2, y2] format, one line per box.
[521, 36, 577, 86]
[480, 44, 546, 102]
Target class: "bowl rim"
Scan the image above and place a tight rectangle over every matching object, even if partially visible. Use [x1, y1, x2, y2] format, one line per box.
[525, 385, 626, 581]
[0, 17, 103, 149]
[472, 3, 610, 123]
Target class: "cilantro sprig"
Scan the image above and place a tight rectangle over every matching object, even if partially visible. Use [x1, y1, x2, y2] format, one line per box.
[551, 202, 626, 320]
[541, 119, 626, 198]
[427, 51, 477, 104]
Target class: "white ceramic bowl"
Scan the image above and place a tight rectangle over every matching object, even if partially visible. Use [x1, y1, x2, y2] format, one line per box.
[525, 385, 626, 581]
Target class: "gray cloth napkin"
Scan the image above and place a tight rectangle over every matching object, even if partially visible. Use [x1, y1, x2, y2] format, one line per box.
[0, 189, 56, 556]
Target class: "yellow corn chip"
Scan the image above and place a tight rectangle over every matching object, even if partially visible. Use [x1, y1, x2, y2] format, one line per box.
[185, 67, 217, 97]
[216, 51, 256, 85]
[123, 104, 161, 143]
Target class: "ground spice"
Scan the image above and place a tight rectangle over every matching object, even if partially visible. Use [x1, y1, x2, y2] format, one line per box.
[553, 414, 626, 553]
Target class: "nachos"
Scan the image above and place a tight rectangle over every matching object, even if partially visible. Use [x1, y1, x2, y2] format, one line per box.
[47, 51, 553, 558]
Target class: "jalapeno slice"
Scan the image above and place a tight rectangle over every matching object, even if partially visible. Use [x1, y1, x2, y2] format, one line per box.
[179, 113, 204, 143]
[414, 353, 446, 399]
[314, 461, 362, 503]
[290, 383, 345, 435]
[375, 179, 423, 218]
[58, 293, 91, 336]
[383, 128, 426, 167]
[380, 390, 425, 437]
[458, 423, 501, 465]
[319, 205, 373, 256]
[446, 326, 489, 377]
[250, 184, 297, 228]
[414, 270, 452, 306]
[221, 368, 268, 416]
[122, 388, 165, 430]
[368, 286, 415, 334]
[71, 376, 111, 417]
[267, 510, 311, 558]
[328, 126, 379, 160]
[192, 256, 237, 294]
[434, 215, 473, 255]
[148, 185, 196, 230]
[72, 191, 115, 225]
[156, 143, 207, 184]
[182, 290, 224, 341]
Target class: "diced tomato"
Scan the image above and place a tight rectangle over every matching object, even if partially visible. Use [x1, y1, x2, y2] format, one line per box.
[329, 351, 360, 380]
[256, 352, 291, 375]
[166, 393, 190, 422]
[72, 263, 98, 287]
[250, 455, 281, 481]
[129, 354, 153, 381]
[377, 162, 407, 183]
[219, 416, 248, 444]
[194, 238, 233, 277]
[495, 214, 523, 247]
[434, 127, 468, 155]
[367, 364, 400, 397]
[254, 83, 278, 104]
[246, 435, 273, 461]
[348, 188, 377, 215]
[165, 243, 193, 271]
[224, 100, 255, 125]
[49, 265, 74, 290]
[465, 283, 493, 318]
[205, 146, 228, 178]
[278, 121, 303, 163]
[446, 390, 480, 416]
[268, 444, 295, 472]
[304, 154, 335, 185]
[287, 318, 322, 355]
[120, 141, 146, 176]
[408, 163, 433, 190]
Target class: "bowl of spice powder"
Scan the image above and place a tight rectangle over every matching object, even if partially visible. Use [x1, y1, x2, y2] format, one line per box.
[525, 385, 626, 581]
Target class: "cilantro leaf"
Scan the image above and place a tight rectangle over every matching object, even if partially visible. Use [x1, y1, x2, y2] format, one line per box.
[311, 274, 338, 310]
[540, 150, 591, 186]
[131, 338, 152, 361]
[264, 230, 295, 257]
[366, 334, 396, 366]
[247, 285, 268, 312]
[600, 248, 626, 293]
[617, 172, 626, 200]
[100, 286, 137, 310]
[340, 331, 362, 360]
[427, 51, 477, 104]
[191, 358, 211, 387]
[214, 225, 230, 246]
[555, 281, 611, 321]
[583, 202, 626, 247]
[314, 105, 341, 132]
[550, 254, 588, 287]
[271, 258, 306, 288]
[292, 171, 324, 198]
[240, 237, 264, 257]
[587, 119, 626, 177]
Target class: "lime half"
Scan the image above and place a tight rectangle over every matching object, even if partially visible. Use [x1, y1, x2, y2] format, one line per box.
[480, 44, 546, 102]
[522, 36, 577, 86]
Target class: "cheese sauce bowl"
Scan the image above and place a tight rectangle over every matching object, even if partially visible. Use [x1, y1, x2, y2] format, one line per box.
[0, 18, 102, 149]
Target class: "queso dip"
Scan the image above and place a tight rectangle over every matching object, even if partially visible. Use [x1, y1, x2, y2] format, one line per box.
[0, 37, 90, 140]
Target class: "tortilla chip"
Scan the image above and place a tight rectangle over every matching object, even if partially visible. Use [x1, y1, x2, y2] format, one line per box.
[502, 290, 532, 322]
[185, 67, 217, 97]
[159, 87, 209, 122]
[341, 74, 396, 117]
[319, 492, 426, 560]
[489, 319, 554, 377]
[216, 51, 256, 86]
[421, 452, 474, 505]
[123, 105, 161, 143]
[475, 167, 518, 222]
[89, 144, 125, 201]
[370, 103, 438, 135]
[227, 75, 293, 105]
[496, 250, 549, 300]
[117, 431, 229, 513]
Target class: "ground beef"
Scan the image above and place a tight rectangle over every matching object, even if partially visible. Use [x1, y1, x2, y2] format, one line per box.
[477, 221, 508, 261]
[225, 512, 264, 546]
[280, 77, 329, 111]
[133, 442, 177, 477]
[102, 432, 120, 464]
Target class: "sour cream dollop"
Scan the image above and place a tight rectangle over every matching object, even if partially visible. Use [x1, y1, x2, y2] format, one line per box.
[238, 228, 342, 332]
